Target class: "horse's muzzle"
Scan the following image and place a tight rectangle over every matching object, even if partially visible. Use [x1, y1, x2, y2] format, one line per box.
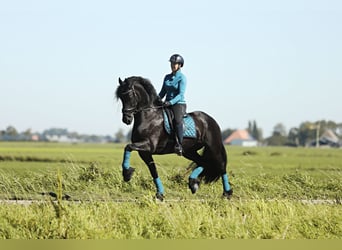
[122, 114, 133, 125]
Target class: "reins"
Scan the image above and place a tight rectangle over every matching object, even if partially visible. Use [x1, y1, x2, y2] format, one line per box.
[124, 105, 164, 116]
[119, 81, 165, 116]
[121, 88, 164, 115]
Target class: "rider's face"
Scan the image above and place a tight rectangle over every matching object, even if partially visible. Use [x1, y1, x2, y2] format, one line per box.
[171, 62, 181, 73]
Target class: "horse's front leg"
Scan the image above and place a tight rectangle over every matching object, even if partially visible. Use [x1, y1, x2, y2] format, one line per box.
[121, 145, 135, 182]
[138, 151, 165, 201]
[121, 142, 151, 182]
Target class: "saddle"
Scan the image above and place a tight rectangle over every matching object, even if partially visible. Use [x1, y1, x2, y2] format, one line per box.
[162, 108, 197, 138]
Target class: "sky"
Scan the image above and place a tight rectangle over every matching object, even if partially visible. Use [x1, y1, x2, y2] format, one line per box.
[1, 0, 341, 137]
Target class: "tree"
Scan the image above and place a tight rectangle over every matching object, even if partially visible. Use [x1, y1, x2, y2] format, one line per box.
[252, 120, 262, 141]
[247, 121, 252, 135]
[296, 120, 341, 146]
[246, 120, 262, 141]
[126, 129, 133, 142]
[221, 128, 235, 141]
[265, 134, 287, 146]
[5, 126, 18, 136]
[273, 123, 287, 137]
[288, 127, 299, 146]
[265, 123, 287, 146]
[114, 129, 126, 143]
[23, 128, 32, 137]
[297, 121, 319, 146]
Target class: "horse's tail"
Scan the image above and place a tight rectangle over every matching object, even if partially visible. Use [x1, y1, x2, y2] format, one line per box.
[199, 142, 227, 183]
[196, 112, 228, 183]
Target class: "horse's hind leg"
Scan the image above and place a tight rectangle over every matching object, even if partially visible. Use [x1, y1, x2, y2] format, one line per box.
[188, 166, 203, 194]
[183, 151, 205, 194]
[205, 141, 233, 199]
[138, 151, 165, 201]
[221, 173, 233, 199]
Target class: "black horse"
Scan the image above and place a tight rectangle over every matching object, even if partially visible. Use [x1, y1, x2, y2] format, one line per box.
[116, 76, 232, 200]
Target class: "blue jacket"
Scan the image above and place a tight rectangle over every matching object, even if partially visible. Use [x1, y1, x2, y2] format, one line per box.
[158, 70, 186, 105]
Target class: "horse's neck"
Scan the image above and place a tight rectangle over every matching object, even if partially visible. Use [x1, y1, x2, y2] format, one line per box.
[132, 110, 161, 135]
[134, 106, 162, 124]
[136, 84, 157, 109]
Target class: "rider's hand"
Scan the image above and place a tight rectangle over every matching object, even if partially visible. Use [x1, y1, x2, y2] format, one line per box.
[156, 96, 163, 105]
[163, 101, 171, 107]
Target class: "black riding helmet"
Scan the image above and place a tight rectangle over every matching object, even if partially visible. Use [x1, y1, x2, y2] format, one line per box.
[169, 54, 184, 67]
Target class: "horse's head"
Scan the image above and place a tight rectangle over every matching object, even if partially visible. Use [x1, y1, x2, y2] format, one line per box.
[116, 76, 158, 125]
[116, 77, 137, 125]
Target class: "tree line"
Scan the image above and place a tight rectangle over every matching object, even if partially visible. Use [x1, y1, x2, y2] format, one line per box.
[0, 127, 115, 143]
[1, 119, 341, 146]
[222, 120, 342, 147]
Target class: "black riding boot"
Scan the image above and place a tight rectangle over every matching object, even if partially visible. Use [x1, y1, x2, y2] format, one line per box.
[175, 124, 183, 156]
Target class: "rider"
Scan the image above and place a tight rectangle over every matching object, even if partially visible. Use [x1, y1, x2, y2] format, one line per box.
[158, 54, 187, 156]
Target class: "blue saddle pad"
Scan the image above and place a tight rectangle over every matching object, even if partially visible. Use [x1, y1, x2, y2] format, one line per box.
[163, 110, 197, 138]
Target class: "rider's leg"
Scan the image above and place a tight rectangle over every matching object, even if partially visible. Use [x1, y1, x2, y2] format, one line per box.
[172, 104, 186, 156]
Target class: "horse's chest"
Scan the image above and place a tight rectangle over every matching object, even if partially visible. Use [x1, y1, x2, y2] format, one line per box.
[134, 117, 163, 135]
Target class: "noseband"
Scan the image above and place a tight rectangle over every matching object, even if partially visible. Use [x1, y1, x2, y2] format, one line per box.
[120, 84, 163, 117]
[121, 87, 138, 116]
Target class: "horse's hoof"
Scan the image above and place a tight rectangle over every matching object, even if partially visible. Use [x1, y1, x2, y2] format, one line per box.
[123, 167, 135, 182]
[188, 178, 200, 194]
[222, 189, 233, 199]
[156, 192, 164, 201]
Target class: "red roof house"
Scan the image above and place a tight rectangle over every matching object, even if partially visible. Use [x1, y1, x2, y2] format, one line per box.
[223, 129, 257, 146]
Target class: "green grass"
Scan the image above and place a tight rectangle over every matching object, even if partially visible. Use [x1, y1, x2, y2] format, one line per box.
[0, 142, 341, 239]
[0, 199, 341, 239]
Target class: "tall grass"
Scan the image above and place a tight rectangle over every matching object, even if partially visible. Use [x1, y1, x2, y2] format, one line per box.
[0, 199, 341, 239]
[0, 142, 341, 239]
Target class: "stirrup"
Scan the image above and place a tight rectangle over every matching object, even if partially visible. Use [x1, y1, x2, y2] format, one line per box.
[174, 144, 183, 156]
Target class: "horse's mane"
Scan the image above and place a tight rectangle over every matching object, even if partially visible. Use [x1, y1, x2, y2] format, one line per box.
[132, 76, 158, 99]
[116, 76, 159, 102]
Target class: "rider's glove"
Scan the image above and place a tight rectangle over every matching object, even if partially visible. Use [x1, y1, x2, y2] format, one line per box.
[163, 101, 171, 107]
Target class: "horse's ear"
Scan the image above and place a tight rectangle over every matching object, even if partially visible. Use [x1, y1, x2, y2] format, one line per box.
[118, 77, 123, 85]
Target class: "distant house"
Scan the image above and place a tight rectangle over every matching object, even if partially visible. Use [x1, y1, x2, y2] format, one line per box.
[45, 135, 79, 143]
[310, 129, 340, 148]
[31, 134, 40, 141]
[223, 129, 258, 147]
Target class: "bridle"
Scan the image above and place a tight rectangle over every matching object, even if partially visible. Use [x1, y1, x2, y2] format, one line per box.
[120, 87, 138, 116]
[120, 85, 164, 117]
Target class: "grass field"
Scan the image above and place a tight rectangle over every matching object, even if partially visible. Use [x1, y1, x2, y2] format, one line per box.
[0, 142, 341, 239]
